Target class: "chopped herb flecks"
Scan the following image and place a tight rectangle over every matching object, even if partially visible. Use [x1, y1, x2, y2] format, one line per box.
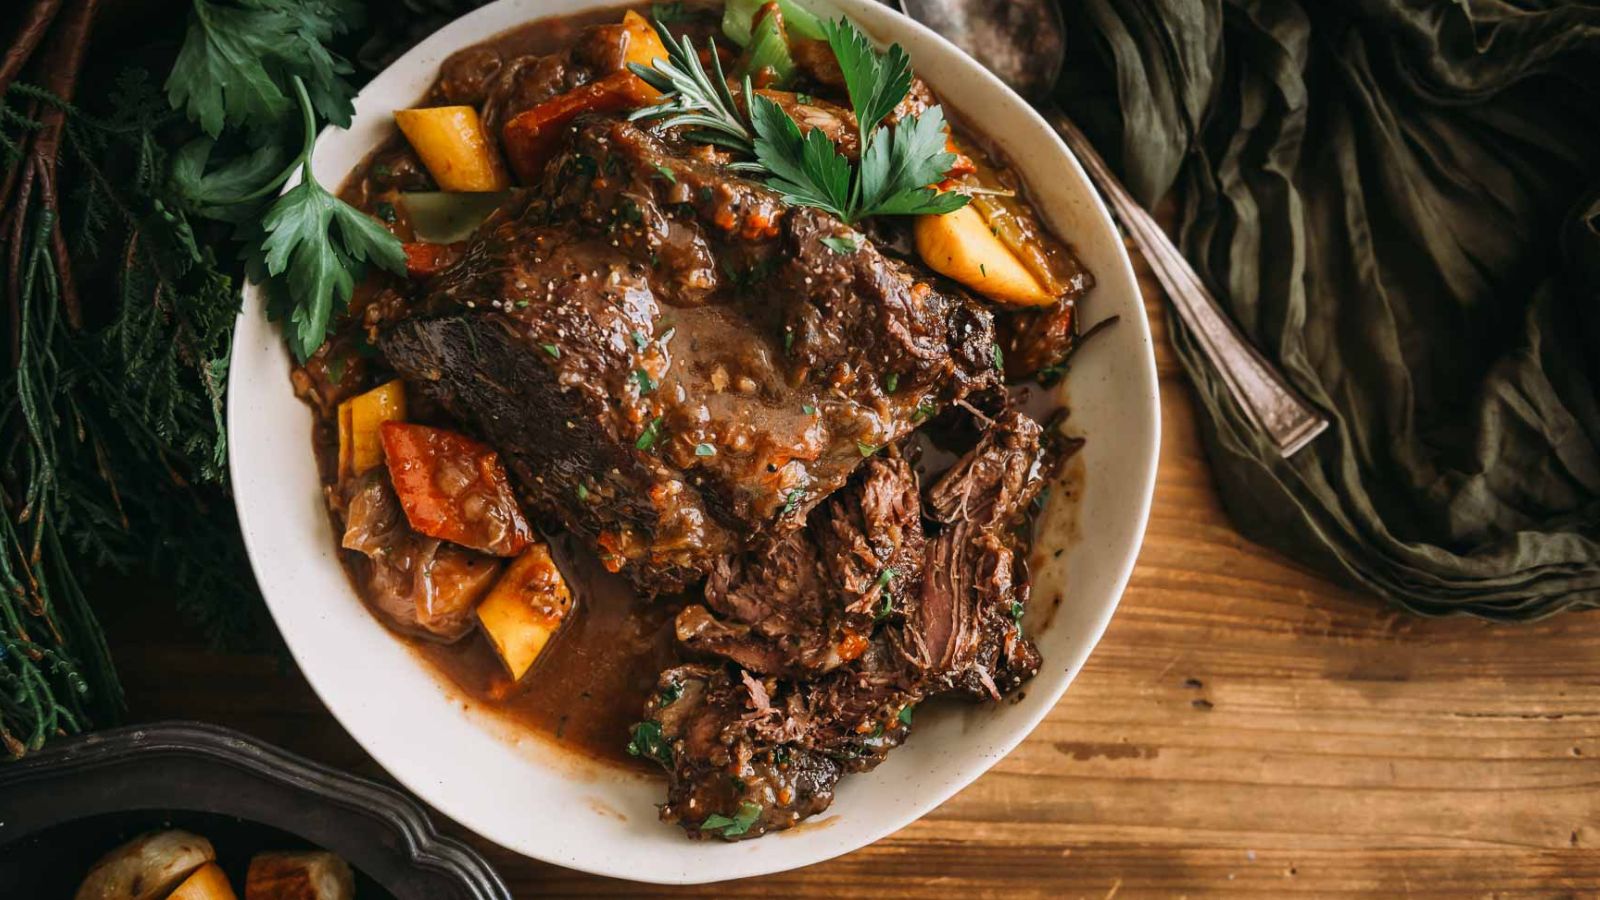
[857, 440, 878, 457]
[658, 680, 684, 705]
[1009, 600, 1025, 626]
[655, 164, 677, 183]
[634, 369, 656, 394]
[541, 343, 561, 359]
[626, 721, 673, 765]
[802, 404, 816, 416]
[992, 344, 1004, 372]
[898, 704, 915, 726]
[694, 442, 716, 457]
[577, 483, 590, 501]
[631, 330, 649, 350]
[883, 372, 899, 393]
[701, 801, 763, 838]
[636, 415, 665, 451]
[911, 399, 938, 423]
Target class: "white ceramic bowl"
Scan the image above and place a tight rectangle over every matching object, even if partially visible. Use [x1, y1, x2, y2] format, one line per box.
[228, 0, 1158, 883]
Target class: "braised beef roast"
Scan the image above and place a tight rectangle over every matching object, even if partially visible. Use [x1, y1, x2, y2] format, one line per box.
[383, 118, 999, 591]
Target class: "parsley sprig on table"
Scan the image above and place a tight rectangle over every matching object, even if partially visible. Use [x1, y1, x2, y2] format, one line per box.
[633, 16, 968, 224]
[166, 0, 405, 361]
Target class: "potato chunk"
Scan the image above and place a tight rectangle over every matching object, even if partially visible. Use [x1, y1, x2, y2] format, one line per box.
[915, 205, 1053, 306]
[167, 862, 238, 900]
[476, 541, 574, 680]
[337, 379, 407, 479]
[620, 10, 669, 78]
[245, 851, 354, 900]
[75, 830, 215, 900]
[394, 106, 509, 192]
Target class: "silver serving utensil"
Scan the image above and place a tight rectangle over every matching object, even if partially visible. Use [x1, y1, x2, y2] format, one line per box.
[897, 0, 1329, 457]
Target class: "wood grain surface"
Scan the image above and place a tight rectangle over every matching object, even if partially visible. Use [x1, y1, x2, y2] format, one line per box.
[99, 241, 1600, 898]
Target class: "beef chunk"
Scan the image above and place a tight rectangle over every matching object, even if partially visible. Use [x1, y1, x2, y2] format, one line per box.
[911, 409, 1049, 697]
[383, 118, 997, 590]
[678, 455, 925, 677]
[642, 664, 842, 840]
[641, 650, 921, 841]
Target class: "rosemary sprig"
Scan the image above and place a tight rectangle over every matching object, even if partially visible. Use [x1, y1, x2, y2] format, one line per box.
[628, 29, 758, 159]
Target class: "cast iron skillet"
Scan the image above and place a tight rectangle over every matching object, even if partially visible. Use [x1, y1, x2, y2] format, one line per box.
[0, 721, 509, 899]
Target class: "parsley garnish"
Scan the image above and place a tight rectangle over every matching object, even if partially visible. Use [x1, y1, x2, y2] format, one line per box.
[802, 403, 816, 416]
[577, 483, 590, 501]
[636, 415, 665, 451]
[701, 801, 763, 838]
[626, 721, 673, 765]
[655, 164, 678, 183]
[883, 372, 899, 393]
[694, 442, 716, 457]
[634, 369, 656, 394]
[992, 343, 1004, 372]
[631, 330, 649, 350]
[633, 17, 968, 225]
[911, 399, 938, 423]
[898, 704, 915, 726]
[658, 680, 684, 705]
[1009, 600, 1025, 626]
[857, 440, 878, 457]
[541, 343, 561, 359]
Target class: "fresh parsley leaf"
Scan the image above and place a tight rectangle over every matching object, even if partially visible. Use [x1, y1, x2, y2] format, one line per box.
[658, 680, 685, 705]
[751, 93, 853, 219]
[821, 233, 861, 254]
[701, 801, 763, 837]
[167, 0, 361, 137]
[856, 440, 878, 457]
[992, 343, 1004, 371]
[634, 368, 656, 394]
[694, 442, 716, 457]
[802, 403, 816, 415]
[853, 105, 967, 218]
[883, 372, 899, 393]
[631, 330, 649, 350]
[655, 164, 677, 183]
[747, 20, 967, 223]
[542, 343, 562, 358]
[1009, 600, 1025, 626]
[911, 399, 938, 423]
[898, 704, 915, 725]
[170, 138, 288, 218]
[577, 483, 590, 500]
[824, 17, 914, 137]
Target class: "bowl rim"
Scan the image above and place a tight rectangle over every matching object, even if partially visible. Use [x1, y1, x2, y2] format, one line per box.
[227, 0, 1159, 883]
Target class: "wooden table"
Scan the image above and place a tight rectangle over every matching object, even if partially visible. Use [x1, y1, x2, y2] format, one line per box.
[101, 243, 1600, 897]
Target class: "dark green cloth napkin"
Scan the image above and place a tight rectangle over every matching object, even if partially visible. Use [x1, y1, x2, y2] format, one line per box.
[1057, 0, 1600, 619]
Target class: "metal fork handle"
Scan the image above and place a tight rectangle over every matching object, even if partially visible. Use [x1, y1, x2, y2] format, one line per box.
[1043, 105, 1329, 457]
